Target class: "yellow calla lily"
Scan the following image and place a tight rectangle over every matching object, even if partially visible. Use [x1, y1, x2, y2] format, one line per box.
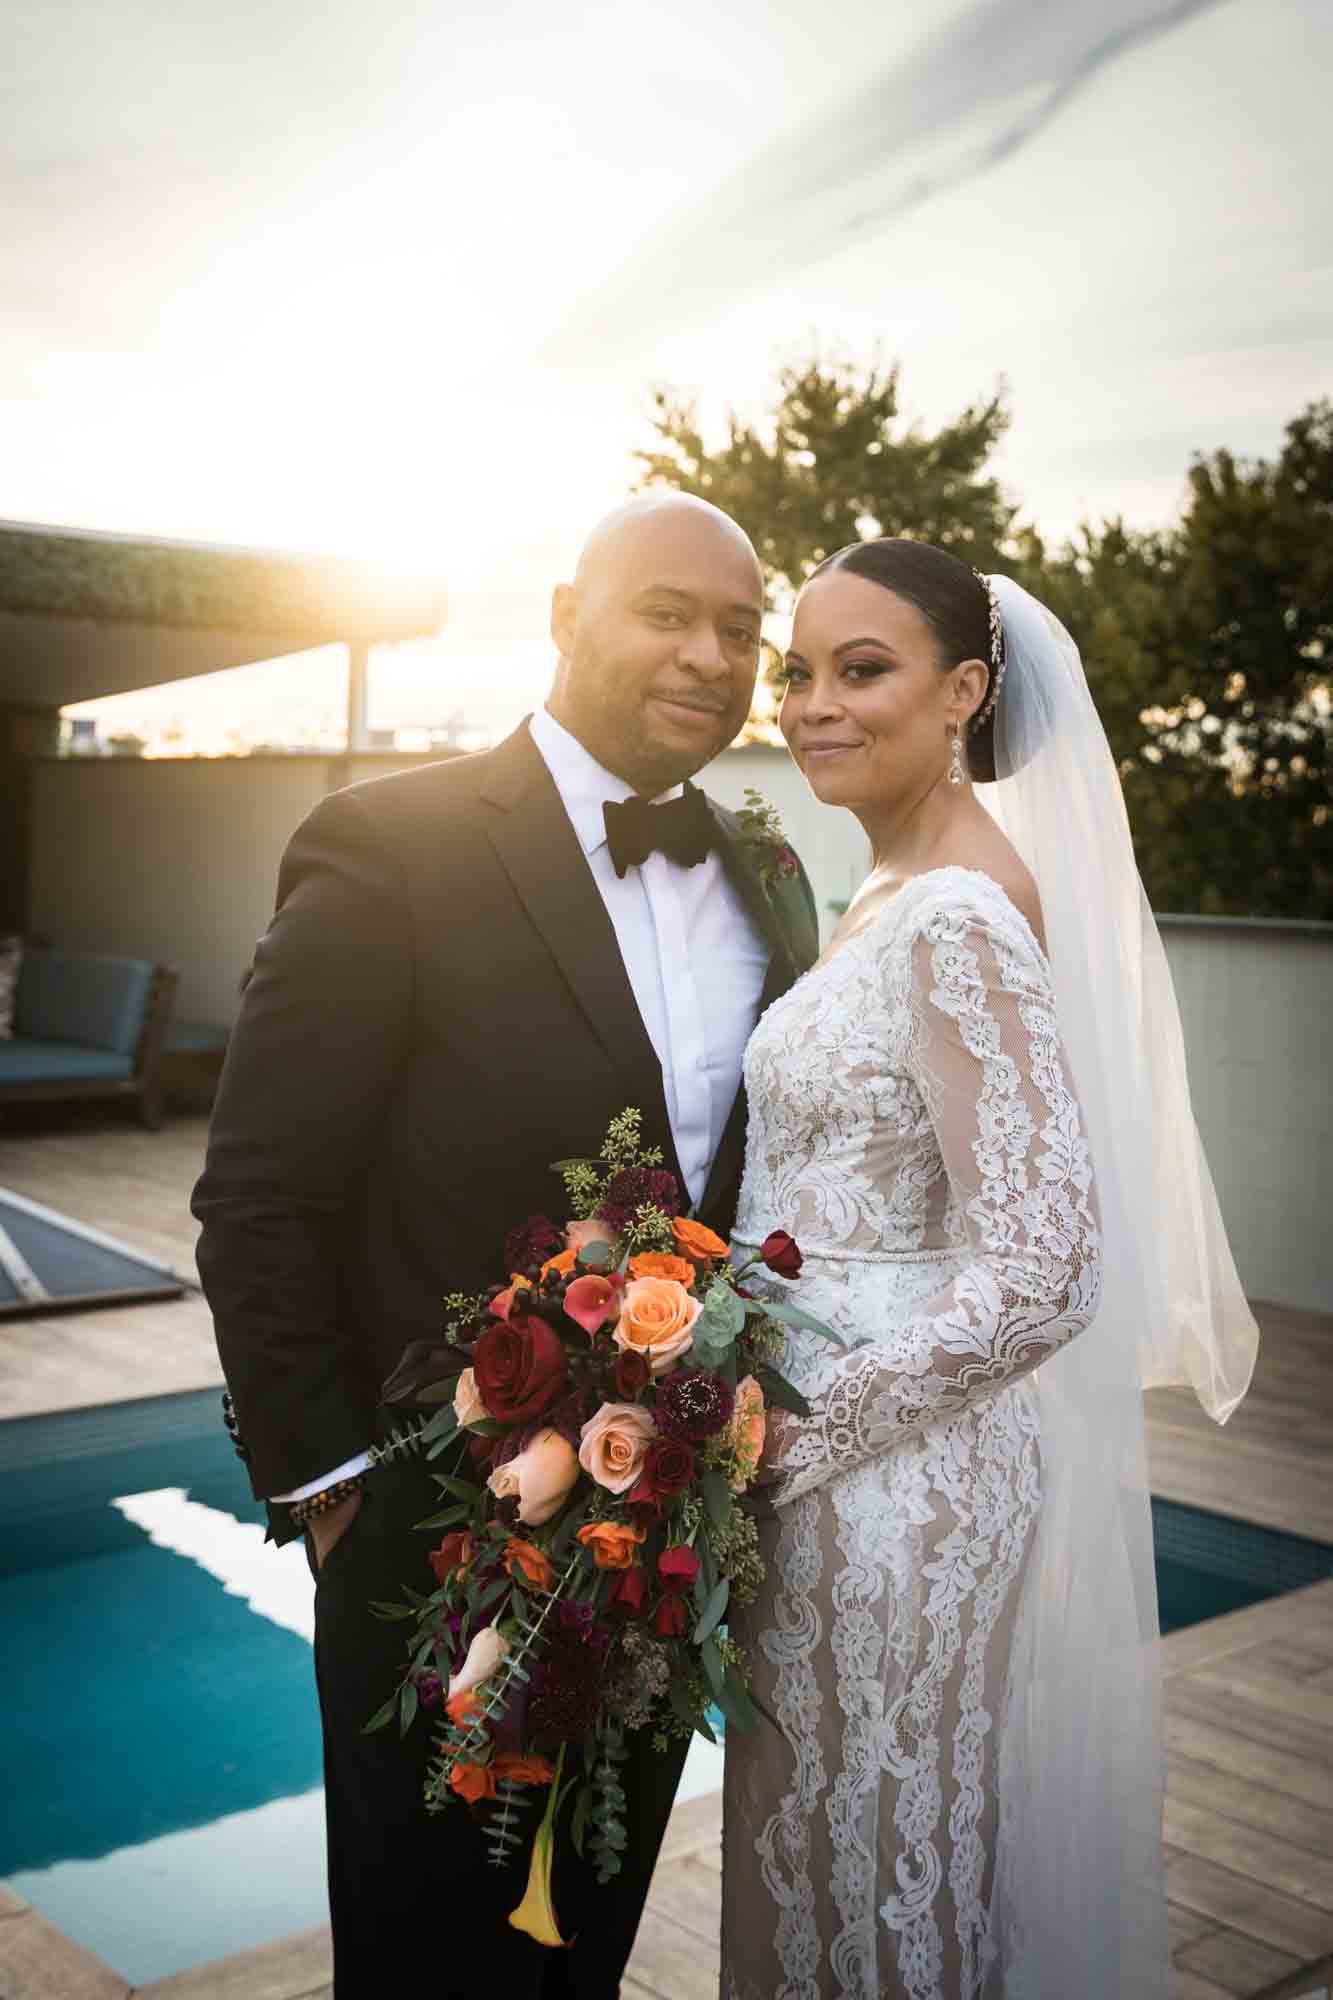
[508, 1811, 567, 1947]
[508, 1748, 571, 1948]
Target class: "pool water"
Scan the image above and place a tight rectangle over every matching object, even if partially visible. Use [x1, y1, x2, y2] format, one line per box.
[2, 1392, 1330, 1983]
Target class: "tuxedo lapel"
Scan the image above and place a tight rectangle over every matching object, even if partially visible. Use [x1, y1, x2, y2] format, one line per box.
[703, 795, 819, 987]
[478, 724, 681, 1181]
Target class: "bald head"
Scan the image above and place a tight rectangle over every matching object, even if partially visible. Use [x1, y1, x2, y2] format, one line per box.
[574, 491, 761, 595]
[547, 491, 765, 795]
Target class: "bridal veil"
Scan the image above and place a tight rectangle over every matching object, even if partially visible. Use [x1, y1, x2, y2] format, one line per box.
[978, 576, 1259, 1994]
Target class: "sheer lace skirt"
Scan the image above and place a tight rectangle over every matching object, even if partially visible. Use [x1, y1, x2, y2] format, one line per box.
[721, 1256, 1044, 2000]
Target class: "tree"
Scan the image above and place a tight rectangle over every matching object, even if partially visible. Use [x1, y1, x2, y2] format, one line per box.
[1032, 405, 1332, 918]
[635, 354, 1017, 604]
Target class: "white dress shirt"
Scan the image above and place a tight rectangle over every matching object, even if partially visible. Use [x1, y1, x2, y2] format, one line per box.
[529, 705, 768, 1207]
[276, 708, 769, 1504]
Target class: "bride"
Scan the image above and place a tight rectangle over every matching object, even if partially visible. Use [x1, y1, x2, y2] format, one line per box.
[721, 539, 1259, 1999]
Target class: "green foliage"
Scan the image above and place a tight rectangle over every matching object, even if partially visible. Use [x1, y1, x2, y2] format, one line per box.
[637, 349, 1331, 918]
[636, 351, 1015, 603]
[1024, 402, 1333, 918]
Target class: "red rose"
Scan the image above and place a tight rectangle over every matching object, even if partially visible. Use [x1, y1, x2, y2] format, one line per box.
[614, 1349, 652, 1400]
[657, 1544, 701, 1596]
[653, 1593, 690, 1639]
[472, 1317, 567, 1424]
[607, 1566, 648, 1618]
[760, 1230, 803, 1280]
[627, 1438, 695, 1508]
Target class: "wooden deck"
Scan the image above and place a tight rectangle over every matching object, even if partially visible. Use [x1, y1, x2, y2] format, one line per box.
[2, 1110, 1331, 1998]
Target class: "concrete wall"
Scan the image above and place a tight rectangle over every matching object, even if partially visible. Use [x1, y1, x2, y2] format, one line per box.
[24, 748, 1331, 1314]
[1155, 916, 1331, 1315]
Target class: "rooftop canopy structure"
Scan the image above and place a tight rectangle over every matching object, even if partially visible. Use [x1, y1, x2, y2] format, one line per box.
[0, 517, 447, 708]
[0, 517, 448, 929]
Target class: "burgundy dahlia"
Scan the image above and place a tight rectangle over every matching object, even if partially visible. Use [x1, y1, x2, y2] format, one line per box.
[503, 1213, 562, 1275]
[654, 1368, 735, 1443]
[527, 1605, 612, 1742]
[596, 1166, 682, 1236]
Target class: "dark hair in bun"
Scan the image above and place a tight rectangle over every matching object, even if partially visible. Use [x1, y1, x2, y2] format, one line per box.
[804, 538, 1002, 782]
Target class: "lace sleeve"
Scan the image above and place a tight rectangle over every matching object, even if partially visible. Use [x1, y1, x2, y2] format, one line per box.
[767, 906, 1102, 1506]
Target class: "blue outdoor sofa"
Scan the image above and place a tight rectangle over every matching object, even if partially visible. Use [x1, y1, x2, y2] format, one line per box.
[0, 948, 177, 1128]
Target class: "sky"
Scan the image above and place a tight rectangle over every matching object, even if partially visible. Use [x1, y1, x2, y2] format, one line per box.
[5, 0, 1329, 744]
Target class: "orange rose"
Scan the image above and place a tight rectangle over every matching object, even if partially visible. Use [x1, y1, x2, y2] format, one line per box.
[725, 1374, 767, 1493]
[450, 1761, 497, 1804]
[628, 1252, 697, 1286]
[613, 1276, 701, 1376]
[493, 1751, 557, 1786]
[578, 1401, 657, 1493]
[576, 1519, 648, 1569]
[672, 1217, 730, 1262]
[540, 1248, 579, 1280]
[429, 1529, 474, 1586]
[504, 1537, 556, 1592]
[446, 1686, 484, 1728]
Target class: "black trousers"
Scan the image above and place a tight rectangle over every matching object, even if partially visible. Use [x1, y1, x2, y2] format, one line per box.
[310, 1448, 690, 1998]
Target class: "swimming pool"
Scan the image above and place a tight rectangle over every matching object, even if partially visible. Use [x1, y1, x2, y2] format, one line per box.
[2, 1391, 1330, 1983]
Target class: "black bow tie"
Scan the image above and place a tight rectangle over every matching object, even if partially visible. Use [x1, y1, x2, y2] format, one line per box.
[603, 789, 716, 879]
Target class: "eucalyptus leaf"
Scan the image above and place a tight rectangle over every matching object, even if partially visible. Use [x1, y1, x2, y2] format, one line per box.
[570, 1782, 593, 1858]
[362, 1695, 398, 1734]
[700, 1468, 733, 1532]
[752, 1363, 813, 1418]
[700, 1634, 726, 1706]
[692, 1576, 730, 1647]
[757, 1297, 849, 1345]
[698, 1283, 745, 1344]
[368, 1599, 416, 1622]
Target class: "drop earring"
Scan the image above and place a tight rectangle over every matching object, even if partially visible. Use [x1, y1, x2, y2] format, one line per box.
[948, 722, 965, 787]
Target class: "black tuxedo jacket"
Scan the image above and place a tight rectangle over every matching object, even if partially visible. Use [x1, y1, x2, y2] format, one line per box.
[193, 721, 818, 1517]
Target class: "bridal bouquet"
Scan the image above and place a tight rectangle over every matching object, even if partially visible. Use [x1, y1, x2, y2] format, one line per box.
[365, 1109, 837, 1946]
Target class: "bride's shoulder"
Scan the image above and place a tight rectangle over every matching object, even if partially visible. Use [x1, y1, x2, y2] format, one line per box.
[906, 864, 1047, 961]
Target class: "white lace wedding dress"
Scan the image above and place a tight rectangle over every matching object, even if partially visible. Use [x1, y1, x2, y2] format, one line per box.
[722, 866, 1103, 2000]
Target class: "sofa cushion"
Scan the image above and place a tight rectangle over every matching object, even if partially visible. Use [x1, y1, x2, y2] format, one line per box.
[0, 1039, 135, 1083]
[13, 951, 155, 1058]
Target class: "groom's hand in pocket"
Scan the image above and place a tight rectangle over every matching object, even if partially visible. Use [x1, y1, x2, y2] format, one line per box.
[309, 1490, 363, 1570]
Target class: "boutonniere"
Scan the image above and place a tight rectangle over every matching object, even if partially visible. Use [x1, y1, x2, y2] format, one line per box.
[735, 788, 800, 896]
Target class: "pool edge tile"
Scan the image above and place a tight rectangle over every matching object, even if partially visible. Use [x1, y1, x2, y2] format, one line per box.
[0, 1903, 129, 1998]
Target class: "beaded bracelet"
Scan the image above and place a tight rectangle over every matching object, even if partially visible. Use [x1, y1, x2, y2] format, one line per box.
[289, 1474, 367, 1526]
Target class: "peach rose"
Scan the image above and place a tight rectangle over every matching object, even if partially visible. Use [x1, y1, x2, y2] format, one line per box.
[566, 1218, 619, 1261]
[504, 1536, 556, 1592]
[487, 1428, 579, 1527]
[725, 1374, 768, 1493]
[450, 1761, 497, 1804]
[493, 1751, 557, 1786]
[446, 1622, 508, 1704]
[576, 1519, 648, 1569]
[672, 1217, 730, 1262]
[578, 1401, 658, 1493]
[613, 1276, 701, 1376]
[453, 1367, 491, 1430]
[628, 1252, 697, 1286]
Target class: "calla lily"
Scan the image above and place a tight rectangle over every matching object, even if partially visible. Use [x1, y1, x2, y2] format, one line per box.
[562, 1272, 622, 1336]
[508, 1748, 570, 1948]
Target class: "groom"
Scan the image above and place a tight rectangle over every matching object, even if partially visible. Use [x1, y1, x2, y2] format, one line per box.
[192, 491, 819, 1997]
